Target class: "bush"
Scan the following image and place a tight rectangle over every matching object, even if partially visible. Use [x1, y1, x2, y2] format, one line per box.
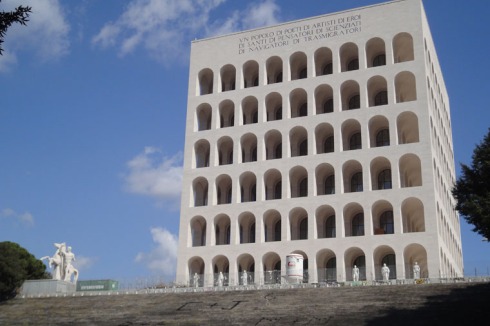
[0, 241, 49, 301]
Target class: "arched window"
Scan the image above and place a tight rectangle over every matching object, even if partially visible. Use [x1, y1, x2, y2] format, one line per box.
[352, 213, 364, 236]
[372, 54, 386, 67]
[299, 218, 308, 239]
[299, 103, 307, 117]
[377, 169, 392, 189]
[351, 172, 363, 192]
[380, 211, 394, 234]
[274, 220, 281, 241]
[376, 129, 390, 147]
[194, 181, 208, 207]
[349, 132, 362, 150]
[325, 215, 336, 238]
[324, 175, 335, 194]
[323, 99, 334, 113]
[191, 219, 206, 247]
[347, 59, 359, 71]
[324, 136, 334, 153]
[374, 91, 388, 106]
[348, 95, 360, 110]
[299, 178, 308, 197]
[323, 63, 333, 75]
[299, 67, 307, 79]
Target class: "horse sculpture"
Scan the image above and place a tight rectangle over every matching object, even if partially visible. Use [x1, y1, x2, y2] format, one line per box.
[40, 243, 78, 283]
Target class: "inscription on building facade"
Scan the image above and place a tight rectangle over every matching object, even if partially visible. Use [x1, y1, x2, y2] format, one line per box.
[238, 14, 362, 54]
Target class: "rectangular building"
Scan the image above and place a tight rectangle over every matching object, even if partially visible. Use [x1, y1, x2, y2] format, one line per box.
[176, 0, 462, 286]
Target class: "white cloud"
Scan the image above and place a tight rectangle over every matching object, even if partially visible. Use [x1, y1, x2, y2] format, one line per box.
[123, 147, 183, 205]
[92, 0, 281, 65]
[135, 227, 178, 279]
[0, 208, 34, 226]
[204, 0, 280, 37]
[242, 0, 280, 30]
[0, 49, 18, 73]
[0, 0, 70, 71]
[73, 256, 96, 272]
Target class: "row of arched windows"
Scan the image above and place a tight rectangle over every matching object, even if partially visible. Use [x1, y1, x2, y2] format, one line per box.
[187, 243, 428, 286]
[195, 72, 417, 132]
[437, 203, 462, 267]
[197, 33, 415, 96]
[440, 248, 459, 279]
[425, 37, 450, 142]
[190, 197, 425, 247]
[192, 154, 422, 207]
[427, 48, 461, 271]
[194, 112, 419, 169]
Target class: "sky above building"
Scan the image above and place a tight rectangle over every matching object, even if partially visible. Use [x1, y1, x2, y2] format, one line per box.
[1, 0, 489, 282]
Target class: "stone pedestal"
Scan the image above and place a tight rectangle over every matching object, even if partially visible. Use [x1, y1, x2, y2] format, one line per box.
[20, 279, 76, 296]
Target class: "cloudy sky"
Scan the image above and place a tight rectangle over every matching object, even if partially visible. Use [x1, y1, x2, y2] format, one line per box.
[1, 0, 489, 281]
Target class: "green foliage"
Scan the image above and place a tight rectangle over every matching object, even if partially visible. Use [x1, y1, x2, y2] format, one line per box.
[453, 128, 490, 240]
[0, 241, 49, 301]
[0, 0, 32, 55]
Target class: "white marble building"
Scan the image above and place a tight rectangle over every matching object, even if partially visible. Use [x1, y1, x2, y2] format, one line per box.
[176, 0, 463, 287]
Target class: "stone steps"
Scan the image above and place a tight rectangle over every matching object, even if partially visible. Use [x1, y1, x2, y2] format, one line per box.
[1, 281, 489, 325]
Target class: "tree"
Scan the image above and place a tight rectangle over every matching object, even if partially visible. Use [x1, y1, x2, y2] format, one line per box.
[453, 128, 490, 240]
[0, 241, 49, 301]
[0, 0, 32, 55]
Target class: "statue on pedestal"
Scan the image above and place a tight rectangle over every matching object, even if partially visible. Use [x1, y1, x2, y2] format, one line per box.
[352, 265, 360, 282]
[41, 243, 79, 283]
[63, 246, 78, 283]
[381, 263, 390, 281]
[193, 272, 200, 287]
[242, 270, 248, 285]
[413, 262, 421, 279]
[217, 272, 224, 286]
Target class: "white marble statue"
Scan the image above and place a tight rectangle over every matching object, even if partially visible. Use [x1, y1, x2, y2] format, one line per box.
[413, 262, 421, 279]
[63, 246, 78, 283]
[217, 272, 224, 286]
[41, 243, 66, 281]
[41, 243, 79, 283]
[193, 272, 200, 287]
[242, 270, 248, 286]
[352, 265, 360, 282]
[381, 263, 390, 281]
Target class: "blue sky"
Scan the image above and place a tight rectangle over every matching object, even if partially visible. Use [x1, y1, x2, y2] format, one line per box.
[0, 0, 489, 281]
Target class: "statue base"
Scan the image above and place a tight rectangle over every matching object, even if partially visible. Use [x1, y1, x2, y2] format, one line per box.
[19, 279, 76, 296]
